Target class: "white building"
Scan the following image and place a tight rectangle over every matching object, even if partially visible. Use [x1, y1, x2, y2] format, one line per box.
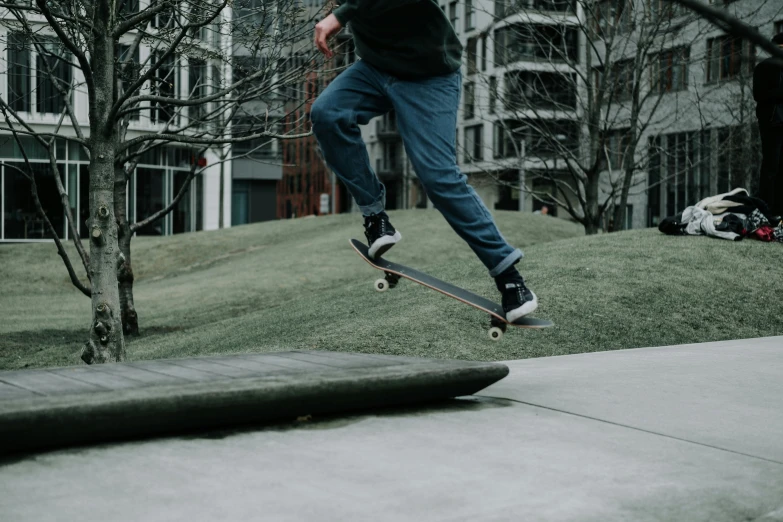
[360, 0, 582, 219]
[359, 0, 783, 230]
[594, 0, 783, 229]
[0, 1, 232, 242]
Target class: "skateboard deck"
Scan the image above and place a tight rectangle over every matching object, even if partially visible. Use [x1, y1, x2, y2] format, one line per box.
[350, 238, 553, 341]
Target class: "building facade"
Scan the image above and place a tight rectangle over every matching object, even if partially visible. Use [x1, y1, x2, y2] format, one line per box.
[591, 0, 783, 229]
[230, 0, 285, 226]
[358, 0, 582, 219]
[275, 12, 357, 219]
[354, 0, 781, 231]
[0, 2, 231, 243]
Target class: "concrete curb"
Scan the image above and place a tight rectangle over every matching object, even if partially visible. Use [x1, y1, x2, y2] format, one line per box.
[0, 352, 509, 455]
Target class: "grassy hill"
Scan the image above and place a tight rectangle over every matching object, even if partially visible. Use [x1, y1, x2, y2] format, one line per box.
[1, 209, 781, 370]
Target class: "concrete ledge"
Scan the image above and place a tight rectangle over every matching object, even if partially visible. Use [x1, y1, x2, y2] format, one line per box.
[0, 351, 509, 455]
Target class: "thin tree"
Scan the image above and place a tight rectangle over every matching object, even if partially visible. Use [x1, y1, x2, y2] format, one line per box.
[0, 0, 322, 363]
[464, 0, 715, 234]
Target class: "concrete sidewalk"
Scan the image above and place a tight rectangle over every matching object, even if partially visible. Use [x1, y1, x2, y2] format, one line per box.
[1, 336, 782, 521]
[0, 350, 509, 455]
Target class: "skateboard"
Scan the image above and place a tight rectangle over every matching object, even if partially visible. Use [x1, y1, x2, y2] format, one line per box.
[350, 238, 554, 341]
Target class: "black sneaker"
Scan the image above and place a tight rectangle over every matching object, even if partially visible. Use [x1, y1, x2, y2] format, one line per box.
[364, 211, 401, 259]
[499, 279, 538, 323]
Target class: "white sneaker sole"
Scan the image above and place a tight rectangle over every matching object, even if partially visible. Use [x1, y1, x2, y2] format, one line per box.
[368, 231, 401, 259]
[506, 291, 538, 323]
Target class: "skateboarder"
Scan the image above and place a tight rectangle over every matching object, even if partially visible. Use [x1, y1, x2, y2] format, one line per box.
[310, 0, 537, 322]
[753, 33, 783, 217]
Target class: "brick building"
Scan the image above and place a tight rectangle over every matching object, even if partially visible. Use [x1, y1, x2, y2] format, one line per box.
[278, 33, 355, 219]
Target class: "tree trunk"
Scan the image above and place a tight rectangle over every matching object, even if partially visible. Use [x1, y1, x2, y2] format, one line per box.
[81, 1, 125, 364]
[613, 43, 645, 233]
[584, 170, 601, 235]
[81, 160, 126, 363]
[584, 218, 600, 235]
[613, 130, 638, 232]
[115, 164, 139, 336]
[219, 158, 225, 228]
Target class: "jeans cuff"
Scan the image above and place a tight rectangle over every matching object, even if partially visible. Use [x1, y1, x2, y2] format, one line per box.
[489, 249, 524, 278]
[359, 186, 386, 216]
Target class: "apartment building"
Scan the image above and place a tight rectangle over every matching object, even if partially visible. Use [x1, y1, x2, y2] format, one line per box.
[230, 0, 782, 230]
[591, 0, 783, 229]
[357, 0, 581, 218]
[355, 0, 782, 231]
[277, 33, 355, 219]
[0, 1, 232, 242]
[230, 1, 284, 226]
[228, 0, 353, 220]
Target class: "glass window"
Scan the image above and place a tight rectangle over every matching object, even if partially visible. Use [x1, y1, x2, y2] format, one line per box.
[135, 168, 165, 235]
[151, 52, 177, 123]
[464, 81, 475, 119]
[504, 70, 577, 111]
[189, 58, 207, 125]
[3, 162, 65, 239]
[466, 37, 478, 74]
[464, 124, 483, 163]
[173, 171, 193, 234]
[36, 36, 73, 114]
[8, 32, 31, 113]
[118, 0, 139, 17]
[489, 76, 497, 114]
[118, 44, 141, 121]
[232, 180, 250, 226]
[481, 35, 487, 71]
[705, 35, 755, 83]
[150, 0, 178, 29]
[465, 0, 475, 31]
[494, 24, 579, 66]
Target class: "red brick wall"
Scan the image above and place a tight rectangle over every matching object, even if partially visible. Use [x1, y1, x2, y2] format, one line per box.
[278, 54, 348, 219]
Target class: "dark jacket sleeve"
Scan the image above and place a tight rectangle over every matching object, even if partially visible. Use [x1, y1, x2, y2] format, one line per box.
[332, 0, 422, 25]
[753, 61, 783, 103]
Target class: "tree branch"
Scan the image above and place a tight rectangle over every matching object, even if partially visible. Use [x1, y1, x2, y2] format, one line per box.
[34, 0, 94, 94]
[112, 0, 169, 38]
[119, 129, 312, 153]
[108, 0, 228, 124]
[0, 105, 91, 297]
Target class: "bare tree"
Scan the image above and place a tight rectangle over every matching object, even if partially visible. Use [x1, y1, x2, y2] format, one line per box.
[0, 0, 322, 363]
[463, 0, 783, 234]
[463, 0, 720, 234]
[630, 0, 782, 225]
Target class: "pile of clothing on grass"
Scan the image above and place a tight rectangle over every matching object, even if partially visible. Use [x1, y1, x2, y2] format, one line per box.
[658, 188, 783, 242]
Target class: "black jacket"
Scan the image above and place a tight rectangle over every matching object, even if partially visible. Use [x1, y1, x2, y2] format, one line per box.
[332, 0, 462, 79]
[753, 57, 783, 128]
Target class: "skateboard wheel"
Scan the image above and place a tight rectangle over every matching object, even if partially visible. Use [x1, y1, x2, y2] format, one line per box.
[488, 327, 504, 341]
[374, 278, 389, 292]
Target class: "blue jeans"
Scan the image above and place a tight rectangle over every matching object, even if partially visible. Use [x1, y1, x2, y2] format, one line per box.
[310, 59, 523, 277]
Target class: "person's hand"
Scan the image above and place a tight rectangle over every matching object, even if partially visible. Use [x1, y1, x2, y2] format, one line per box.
[314, 14, 342, 59]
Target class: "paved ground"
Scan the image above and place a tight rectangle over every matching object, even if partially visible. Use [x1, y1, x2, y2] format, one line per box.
[1, 336, 781, 522]
[0, 351, 508, 454]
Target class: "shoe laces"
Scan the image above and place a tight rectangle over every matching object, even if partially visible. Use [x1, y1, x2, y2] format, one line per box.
[505, 281, 526, 302]
[365, 214, 386, 236]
